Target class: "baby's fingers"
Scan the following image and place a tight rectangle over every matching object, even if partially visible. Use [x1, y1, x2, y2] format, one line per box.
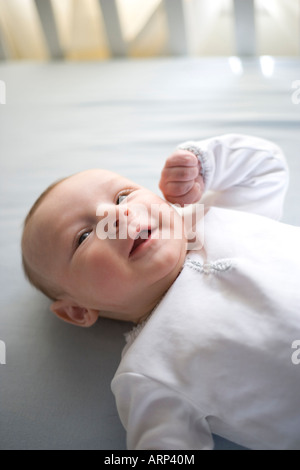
[164, 151, 199, 169]
[161, 165, 199, 184]
[163, 179, 195, 198]
[164, 182, 202, 206]
[159, 150, 202, 206]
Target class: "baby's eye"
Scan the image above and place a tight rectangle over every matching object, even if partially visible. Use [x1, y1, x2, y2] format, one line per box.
[116, 190, 132, 205]
[78, 231, 92, 247]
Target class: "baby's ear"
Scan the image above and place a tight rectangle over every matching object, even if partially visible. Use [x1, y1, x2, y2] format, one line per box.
[50, 299, 99, 327]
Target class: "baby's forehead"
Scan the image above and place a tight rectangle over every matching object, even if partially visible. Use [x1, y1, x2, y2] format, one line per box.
[67, 168, 124, 186]
[28, 169, 130, 228]
[49, 169, 134, 199]
[38, 169, 139, 224]
[67, 168, 138, 190]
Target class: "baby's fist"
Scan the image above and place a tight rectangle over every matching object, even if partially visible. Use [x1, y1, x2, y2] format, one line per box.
[159, 150, 204, 206]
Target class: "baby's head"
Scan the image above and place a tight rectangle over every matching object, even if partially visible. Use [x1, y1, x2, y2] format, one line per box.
[22, 169, 188, 326]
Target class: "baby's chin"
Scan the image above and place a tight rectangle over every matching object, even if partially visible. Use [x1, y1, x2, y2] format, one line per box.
[150, 236, 187, 283]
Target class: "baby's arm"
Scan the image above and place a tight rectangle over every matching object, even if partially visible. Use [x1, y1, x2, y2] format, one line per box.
[159, 134, 289, 220]
[112, 372, 213, 450]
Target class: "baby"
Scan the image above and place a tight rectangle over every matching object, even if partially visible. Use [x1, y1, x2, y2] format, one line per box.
[22, 134, 300, 450]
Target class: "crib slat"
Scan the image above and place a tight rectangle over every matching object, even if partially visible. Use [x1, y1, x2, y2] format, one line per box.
[0, 30, 6, 60]
[98, 0, 127, 57]
[34, 0, 63, 59]
[233, 0, 256, 56]
[164, 0, 187, 55]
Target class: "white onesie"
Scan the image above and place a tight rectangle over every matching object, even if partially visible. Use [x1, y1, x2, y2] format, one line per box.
[111, 134, 300, 450]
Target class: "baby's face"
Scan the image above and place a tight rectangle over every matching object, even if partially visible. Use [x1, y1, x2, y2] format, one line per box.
[25, 169, 187, 324]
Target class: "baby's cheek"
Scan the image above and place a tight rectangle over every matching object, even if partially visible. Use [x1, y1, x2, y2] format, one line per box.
[87, 249, 127, 291]
[89, 249, 112, 278]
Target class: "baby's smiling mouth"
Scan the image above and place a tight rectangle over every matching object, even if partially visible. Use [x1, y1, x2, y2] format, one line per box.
[129, 229, 152, 257]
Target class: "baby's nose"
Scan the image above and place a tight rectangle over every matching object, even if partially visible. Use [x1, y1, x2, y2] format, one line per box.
[96, 203, 137, 240]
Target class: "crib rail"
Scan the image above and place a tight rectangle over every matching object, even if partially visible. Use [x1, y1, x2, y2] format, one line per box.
[0, 0, 298, 60]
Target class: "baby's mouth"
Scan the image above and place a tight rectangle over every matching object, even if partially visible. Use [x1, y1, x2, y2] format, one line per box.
[129, 229, 152, 257]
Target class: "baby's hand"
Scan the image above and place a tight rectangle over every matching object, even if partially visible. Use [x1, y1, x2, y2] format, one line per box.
[159, 150, 204, 206]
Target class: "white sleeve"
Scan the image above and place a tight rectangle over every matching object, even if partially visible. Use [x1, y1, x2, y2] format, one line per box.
[178, 134, 289, 220]
[112, 372, 214, 450]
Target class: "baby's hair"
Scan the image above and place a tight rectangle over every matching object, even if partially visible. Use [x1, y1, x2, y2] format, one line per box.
[22, 176, 69, 301]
